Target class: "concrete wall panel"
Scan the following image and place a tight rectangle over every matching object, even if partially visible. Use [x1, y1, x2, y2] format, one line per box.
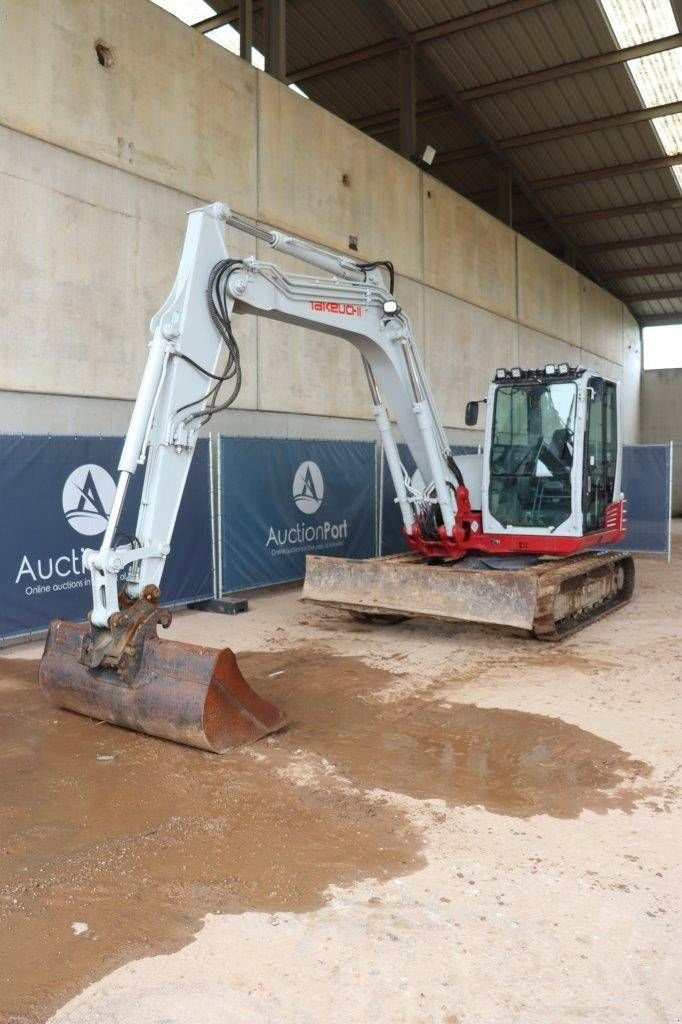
[580, 352, 622, 383]
[518, 326, 580, 371]
[580, 278, 623, 364]
[424, 289, 518, 430]
[423, 179, 516, 320]
[641, 369, 681, 513]
[0, 2, 638, 438]
[254, 242, 370, 419]
[0, 0, 258, 215]
[258, 75, 422, 281]
[620, 312, 641, 444]
[642, 369, 682, 442]
[0, 128, 258, 405]
[517, 238, 580, 345]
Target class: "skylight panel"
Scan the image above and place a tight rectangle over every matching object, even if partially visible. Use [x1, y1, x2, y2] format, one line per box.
[599, 0, 682, 189]
[643, 324, 682, 368]
[600, 0, 677, 46]
[150, 0, 215, 26]
[206, 23, 308, 96]
[207, 23, 264, 68]
[150, 2, 308, 98]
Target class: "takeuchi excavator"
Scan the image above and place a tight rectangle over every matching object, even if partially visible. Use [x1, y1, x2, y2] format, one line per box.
[39, 202, 635, 752]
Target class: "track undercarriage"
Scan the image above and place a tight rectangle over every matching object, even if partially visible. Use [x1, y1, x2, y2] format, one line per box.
[303, 550, 635, 640]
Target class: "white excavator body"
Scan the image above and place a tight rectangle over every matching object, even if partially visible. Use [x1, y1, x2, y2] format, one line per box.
[39, 202, 635, 751]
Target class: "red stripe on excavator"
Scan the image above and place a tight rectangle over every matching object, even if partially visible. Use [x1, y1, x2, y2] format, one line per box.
[403, 498, 628, 560]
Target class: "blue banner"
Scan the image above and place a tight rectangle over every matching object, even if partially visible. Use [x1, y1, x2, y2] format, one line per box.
[380, 443, 477, 555]
[219, 437, 376, 591]
[0, 435, 214, 640]
[614, 444, 672, 556]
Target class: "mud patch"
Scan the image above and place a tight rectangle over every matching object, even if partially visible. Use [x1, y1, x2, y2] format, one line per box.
[240, 648, 656, 819]
[0, 649, 656, 1021]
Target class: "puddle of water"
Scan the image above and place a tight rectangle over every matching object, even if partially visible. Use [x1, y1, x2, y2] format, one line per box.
[0, 649, 656, 1021]
[240, 648, 654, 820]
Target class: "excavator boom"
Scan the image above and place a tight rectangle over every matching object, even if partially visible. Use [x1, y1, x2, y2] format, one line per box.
[40, 201, 459, 751]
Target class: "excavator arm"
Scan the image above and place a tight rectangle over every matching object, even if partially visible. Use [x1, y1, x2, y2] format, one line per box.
[39, 201, 460, 752]
[85, 202, 458, 630]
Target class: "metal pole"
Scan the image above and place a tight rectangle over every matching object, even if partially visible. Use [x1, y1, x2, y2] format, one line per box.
[239, 0, 253, 62]
[265, 0, 286, 81]
[497, 167, 513, 226]
[216, 436, 224, 596]
[208, 433, 218, 599]
[399, 45, 417, 159]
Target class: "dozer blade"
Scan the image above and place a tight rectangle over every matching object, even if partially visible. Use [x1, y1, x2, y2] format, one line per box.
[303, 551, 635, 640]
[39, 619, 285, 753]
[303, 552, 539, 630]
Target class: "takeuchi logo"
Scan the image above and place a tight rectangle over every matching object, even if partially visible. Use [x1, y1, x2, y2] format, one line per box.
[292, 460, 324, 514]
[62, 464, 117, 536]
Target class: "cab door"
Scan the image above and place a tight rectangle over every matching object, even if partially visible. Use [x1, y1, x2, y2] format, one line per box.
[582, 378, 618, 532]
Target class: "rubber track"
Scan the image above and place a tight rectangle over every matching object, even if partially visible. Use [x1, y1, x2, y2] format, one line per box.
[531, 555, 635, 641]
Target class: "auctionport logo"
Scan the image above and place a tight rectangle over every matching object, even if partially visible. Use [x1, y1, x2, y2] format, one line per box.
[62, 464, 116, 536]
[292, 460, 324, 515]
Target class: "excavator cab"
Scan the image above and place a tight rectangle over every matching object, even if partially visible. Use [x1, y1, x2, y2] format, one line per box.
[479, 365, 624, 549]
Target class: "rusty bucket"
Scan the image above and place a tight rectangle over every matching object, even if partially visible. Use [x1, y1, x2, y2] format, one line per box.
[39, 619, 285, 753]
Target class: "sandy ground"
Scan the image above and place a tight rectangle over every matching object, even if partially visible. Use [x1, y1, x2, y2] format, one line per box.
[1, 528, 681, 1024]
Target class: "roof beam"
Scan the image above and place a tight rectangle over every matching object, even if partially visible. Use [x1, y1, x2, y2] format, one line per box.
[602, 262, 682, 280]
[558, 196, 682, 225]
[639, 314, 682, 326]
[460, 33, 682, 101]
[195, 2, 263, 33]
[583, 232, 682, 254]
[400, 46, 417, 159]
[436, 100, 682, 163]
[290, 40, 400, 84]
[370, 0, 612, 294]
[517, 196, 682, 226]
[411, 0, 554, 42]
[529, 153, 682, 190]
[285, 0, 554, 85]
[624, 288, 682, 302]
[503, 194, 682, 229]
[352, 96, 451, 132]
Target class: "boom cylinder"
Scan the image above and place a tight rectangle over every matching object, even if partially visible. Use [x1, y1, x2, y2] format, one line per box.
[362, 356, 415, 532]
[118, 327, 167, 474]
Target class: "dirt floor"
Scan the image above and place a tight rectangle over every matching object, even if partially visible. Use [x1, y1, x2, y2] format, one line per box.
[1, 530, 681, 1024]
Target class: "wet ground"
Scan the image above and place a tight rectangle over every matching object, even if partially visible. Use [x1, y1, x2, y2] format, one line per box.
[0, 640, 664, 1022]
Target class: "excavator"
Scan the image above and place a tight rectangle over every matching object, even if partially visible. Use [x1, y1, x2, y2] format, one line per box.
[39, 202, 634, 752]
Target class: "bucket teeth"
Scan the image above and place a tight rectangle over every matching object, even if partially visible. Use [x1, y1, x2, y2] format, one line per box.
[39, 619, 285, 753]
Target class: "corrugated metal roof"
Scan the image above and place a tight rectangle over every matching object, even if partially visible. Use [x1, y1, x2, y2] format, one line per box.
[198, 0, 682, 321]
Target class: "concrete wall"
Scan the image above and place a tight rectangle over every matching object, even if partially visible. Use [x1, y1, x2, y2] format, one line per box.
[0, 0, 641, 442]
[641, 370, 682, 514]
